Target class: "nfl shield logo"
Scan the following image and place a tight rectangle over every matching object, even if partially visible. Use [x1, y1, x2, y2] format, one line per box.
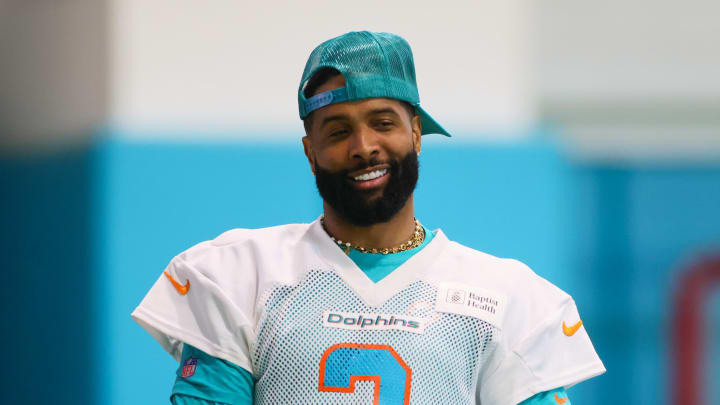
[182, 357, 198, 378]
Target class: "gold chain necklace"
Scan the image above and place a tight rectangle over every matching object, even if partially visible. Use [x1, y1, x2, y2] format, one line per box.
[320, 216, 425, 255]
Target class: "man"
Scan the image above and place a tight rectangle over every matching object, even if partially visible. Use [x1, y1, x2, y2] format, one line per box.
[132, 31, 605, 404]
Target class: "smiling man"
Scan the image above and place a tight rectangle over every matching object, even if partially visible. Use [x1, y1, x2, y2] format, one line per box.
[132, 31, 605, 405]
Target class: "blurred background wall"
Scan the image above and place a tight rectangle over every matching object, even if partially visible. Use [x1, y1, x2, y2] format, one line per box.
[1, 1, 719, 404]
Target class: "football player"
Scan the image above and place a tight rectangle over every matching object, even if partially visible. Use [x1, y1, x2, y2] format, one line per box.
[133, 31, 605, 404]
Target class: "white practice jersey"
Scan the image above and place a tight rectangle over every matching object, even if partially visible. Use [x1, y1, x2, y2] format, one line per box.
[132, 219, 605, 405]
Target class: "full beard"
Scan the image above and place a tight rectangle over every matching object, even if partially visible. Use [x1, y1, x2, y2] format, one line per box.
[314, 151, 419, 227]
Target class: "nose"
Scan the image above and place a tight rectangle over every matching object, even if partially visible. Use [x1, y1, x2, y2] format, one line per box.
[348, 124, 380, 161]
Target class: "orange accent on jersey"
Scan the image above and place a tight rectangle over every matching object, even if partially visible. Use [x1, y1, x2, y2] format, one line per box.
[164, 271, 190, 295]
[554, 392, 569, 404]
[562, 320, 583, 336]
[318, 343, 412, 405]
[407, 300, 440, 328]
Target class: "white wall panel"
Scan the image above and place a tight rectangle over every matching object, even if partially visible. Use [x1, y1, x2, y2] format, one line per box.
[109, 0, 536, 139]
[536, 0, 720, 161]
[537, 0, 720, 100]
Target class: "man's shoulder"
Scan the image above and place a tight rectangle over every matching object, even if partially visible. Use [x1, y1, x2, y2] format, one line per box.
[210, 222, 311, 247]
[170, 222, 314, 276]
[182, 222, 309, 253]
[432, 238, 576, 342]
[434, 239, 539, 282]
[429, 237, 571, 304]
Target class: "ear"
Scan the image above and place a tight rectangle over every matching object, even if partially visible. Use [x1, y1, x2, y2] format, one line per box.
[302, 135, 316, 175]
[411, 114, 422, 155]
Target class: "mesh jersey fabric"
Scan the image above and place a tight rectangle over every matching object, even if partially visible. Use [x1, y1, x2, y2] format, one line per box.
[132, 218, 605, 405]
[170, 345, 570, 405]
[170, 229, 433, 404]
[169, 231, 569, 405]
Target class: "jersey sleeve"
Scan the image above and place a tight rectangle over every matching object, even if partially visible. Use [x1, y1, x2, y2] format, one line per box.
[131, 245, 256, 373]
[171, 344, 254, 405]
[172, 395, 223, 405]
[516, 388, 571, 405]
[478, 263, 605, 405]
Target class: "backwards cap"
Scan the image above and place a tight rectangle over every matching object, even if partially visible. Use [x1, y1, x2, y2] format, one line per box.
[298, 31, 451, 137]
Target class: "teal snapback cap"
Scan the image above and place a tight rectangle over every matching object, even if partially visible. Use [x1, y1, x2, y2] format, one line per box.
[298, 31, 451, 137]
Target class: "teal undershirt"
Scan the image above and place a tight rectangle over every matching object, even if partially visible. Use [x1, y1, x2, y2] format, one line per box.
[347, 224, 434, 282]
[171, 344, 253, 405]
[170, 225, 568, 405]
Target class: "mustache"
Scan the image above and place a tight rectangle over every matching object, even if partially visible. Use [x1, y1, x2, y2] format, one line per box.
[334, 158, 387, 176]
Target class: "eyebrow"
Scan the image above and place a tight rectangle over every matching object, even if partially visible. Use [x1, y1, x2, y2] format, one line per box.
[367, 107, 400, 117]
[319, 114, 348, 129]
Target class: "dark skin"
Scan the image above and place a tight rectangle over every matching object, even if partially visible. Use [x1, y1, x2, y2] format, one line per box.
[302, 74, 423, 250]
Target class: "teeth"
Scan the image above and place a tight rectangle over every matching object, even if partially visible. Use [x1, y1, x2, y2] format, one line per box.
[354, 169, 387, 181]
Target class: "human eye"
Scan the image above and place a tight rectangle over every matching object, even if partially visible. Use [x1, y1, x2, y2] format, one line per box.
[374, 119, 396, 131]
[328, 127, 349, 138]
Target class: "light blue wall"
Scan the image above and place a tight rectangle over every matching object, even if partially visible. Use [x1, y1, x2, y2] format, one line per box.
[3, 135, 720, 404]
[98, 139, 321, 405]
[566, 165, 720, 403]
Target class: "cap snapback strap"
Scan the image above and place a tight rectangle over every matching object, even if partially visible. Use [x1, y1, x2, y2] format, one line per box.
[301, 87, 348, 117]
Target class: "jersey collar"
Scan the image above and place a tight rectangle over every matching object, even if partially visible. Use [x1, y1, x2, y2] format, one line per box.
[305, 216, 449, 307]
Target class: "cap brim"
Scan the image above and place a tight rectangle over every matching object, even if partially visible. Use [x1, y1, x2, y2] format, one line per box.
[416, 105, 451, 137]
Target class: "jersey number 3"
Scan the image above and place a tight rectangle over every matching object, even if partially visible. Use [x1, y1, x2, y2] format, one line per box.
[318, 343, 412, 405]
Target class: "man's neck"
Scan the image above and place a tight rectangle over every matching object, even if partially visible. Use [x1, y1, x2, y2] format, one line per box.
[321, 196, 417, 250]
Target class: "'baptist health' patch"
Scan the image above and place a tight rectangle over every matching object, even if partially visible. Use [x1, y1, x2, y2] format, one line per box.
[435, 282, 507, 329]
